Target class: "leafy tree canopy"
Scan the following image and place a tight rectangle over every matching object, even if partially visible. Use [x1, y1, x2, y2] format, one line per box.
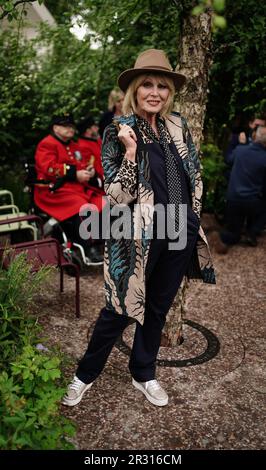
[207, 0, 266, 137]
[0, 0, 265, 166]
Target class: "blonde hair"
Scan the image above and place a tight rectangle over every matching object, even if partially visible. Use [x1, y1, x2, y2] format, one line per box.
[122, 73, 175, 118]
[108, 89, 124, 111]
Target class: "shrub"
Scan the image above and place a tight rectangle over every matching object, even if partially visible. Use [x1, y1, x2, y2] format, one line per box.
[0, 346, 75, 450]
[201, 143, 227, 215]
[0, 253, 50, 369]
[0, 253, 76, 449]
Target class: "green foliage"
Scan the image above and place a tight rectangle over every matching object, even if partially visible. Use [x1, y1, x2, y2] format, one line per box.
[32, 24, 104, 130]
[201, 143, 227, 214]
[0, 346, 75, 449]
[0, 253, 76, 449]
[0, 33, 38, 127]
[0, 1, 44, 21]
[212, 14, 226, 29]
[79, 0, 182, 63]
[0, 0, 265, 197]
[43, 0, 76, 23]
[206, 0, 266, 139]
[35, 0, 182, 132]
[0, 31, 41, 168]
[0, 252, 51, 369]
[213, 0, 225, 13]
[0, 164, 30, 212]
[0, 0, 182, 171]
[192, 0, 227, 30]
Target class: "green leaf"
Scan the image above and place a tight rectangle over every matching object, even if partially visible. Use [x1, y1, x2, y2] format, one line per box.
[192, 5, 204, 16]
[3, 416, 25, 425]
[213, 15, 227, 29]
[49, 369, 61, 380]
[24, 416, 37, 429]
[0, 435, 7, 447]
[213, 0, 225, 13]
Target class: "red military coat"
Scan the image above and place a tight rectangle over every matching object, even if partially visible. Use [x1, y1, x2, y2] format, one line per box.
[34, 134, 105, 221]
[77, 136, 104, 181]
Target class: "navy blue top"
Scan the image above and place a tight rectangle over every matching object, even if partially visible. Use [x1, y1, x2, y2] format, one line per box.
[144, 141, 198, 237]
[146, 141, 191, 205]
[227, 142, 266, 201]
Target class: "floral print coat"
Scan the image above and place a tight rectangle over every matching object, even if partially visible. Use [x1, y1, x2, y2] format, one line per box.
[102, 112, 215, 325]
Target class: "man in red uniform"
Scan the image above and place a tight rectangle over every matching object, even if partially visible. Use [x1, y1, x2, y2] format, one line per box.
[76, 115, 104, 187]
[34, 113, 104, 264]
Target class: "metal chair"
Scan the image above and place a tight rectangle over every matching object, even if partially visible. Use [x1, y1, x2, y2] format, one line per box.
[0, 189, 38, 240]
[23, 162, 97, 270]
[0, 214, 80, 317]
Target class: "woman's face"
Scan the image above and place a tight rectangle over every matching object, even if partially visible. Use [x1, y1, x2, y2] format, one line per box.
[136, 75, 170, 117]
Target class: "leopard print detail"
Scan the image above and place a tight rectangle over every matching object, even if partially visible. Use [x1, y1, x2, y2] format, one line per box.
[136, 115, 172, 144]
[117, 158, 138, 194]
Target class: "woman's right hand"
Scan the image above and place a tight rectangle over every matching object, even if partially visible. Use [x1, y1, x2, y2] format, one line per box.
[118, 124, 137, 162]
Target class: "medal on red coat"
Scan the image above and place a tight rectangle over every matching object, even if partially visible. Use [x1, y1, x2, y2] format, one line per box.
[74, 150, 82, 161]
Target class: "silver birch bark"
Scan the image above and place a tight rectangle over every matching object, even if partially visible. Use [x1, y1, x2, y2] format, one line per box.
[161, 11, 213, 347]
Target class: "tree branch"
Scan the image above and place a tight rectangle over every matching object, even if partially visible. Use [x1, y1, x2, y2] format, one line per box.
[0, 0, 38, 20]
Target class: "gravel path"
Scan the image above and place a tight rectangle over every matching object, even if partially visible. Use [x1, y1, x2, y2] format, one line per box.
[36, 216, 266, 450]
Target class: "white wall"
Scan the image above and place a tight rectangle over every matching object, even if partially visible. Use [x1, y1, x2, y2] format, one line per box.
[1, 2, 56, 41]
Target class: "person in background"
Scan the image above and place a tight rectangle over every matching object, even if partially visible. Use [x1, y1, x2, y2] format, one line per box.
[77, 114, 104, 188]
[225, 114, 266, 169]
[98, 88, 124, 138]
[77, 114, 106, 256]
[214, 125, 266, 253]
[34, 113, 104, 265]
[62, 49, 215, 409]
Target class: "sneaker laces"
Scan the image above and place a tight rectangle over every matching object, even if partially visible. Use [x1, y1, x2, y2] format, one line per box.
[69, 376, 84, 392]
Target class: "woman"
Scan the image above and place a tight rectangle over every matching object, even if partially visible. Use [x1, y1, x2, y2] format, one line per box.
[98, 88, 124, 138]
[63, 49, 215, 408]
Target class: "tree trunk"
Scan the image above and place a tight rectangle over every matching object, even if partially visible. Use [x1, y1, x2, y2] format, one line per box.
[161, 11, 213, 347]
[177, 11, 213, 149]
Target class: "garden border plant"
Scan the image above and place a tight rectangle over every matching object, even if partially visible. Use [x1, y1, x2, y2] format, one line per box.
[0, 252, 76, 450]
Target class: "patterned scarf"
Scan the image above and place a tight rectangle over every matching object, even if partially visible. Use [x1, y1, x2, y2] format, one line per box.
[136, 115, 184, 236]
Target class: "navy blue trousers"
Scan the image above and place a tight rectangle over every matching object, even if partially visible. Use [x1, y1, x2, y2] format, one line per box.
[76, 215, 199, 383]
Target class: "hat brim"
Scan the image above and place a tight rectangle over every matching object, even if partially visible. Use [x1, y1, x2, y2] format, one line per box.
[118, 68, 186, 92]
[51, 121, 76, 127]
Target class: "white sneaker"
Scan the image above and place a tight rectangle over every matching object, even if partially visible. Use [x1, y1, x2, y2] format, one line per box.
[132, 378, 168, 406]
[62, 375, 93, 406]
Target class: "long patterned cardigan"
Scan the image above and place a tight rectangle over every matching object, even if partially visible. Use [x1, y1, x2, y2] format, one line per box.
[102, 112, 215, 325]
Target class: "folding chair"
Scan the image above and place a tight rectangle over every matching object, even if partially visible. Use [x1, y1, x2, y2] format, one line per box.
[0, 189, 38, 240]
[0, 214, 80, 317]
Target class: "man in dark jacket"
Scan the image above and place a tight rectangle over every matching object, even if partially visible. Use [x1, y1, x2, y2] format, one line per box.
[224, 116, 265, 181]
[215, 125, 266, 253]
[225, 116, 265, 165]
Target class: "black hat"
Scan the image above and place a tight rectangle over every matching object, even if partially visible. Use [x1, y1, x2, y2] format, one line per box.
[51, 113, 75, 127]
[77, 115, 96, 135]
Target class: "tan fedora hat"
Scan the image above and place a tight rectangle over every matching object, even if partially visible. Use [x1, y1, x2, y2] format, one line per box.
[118, 49, 186, 92]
